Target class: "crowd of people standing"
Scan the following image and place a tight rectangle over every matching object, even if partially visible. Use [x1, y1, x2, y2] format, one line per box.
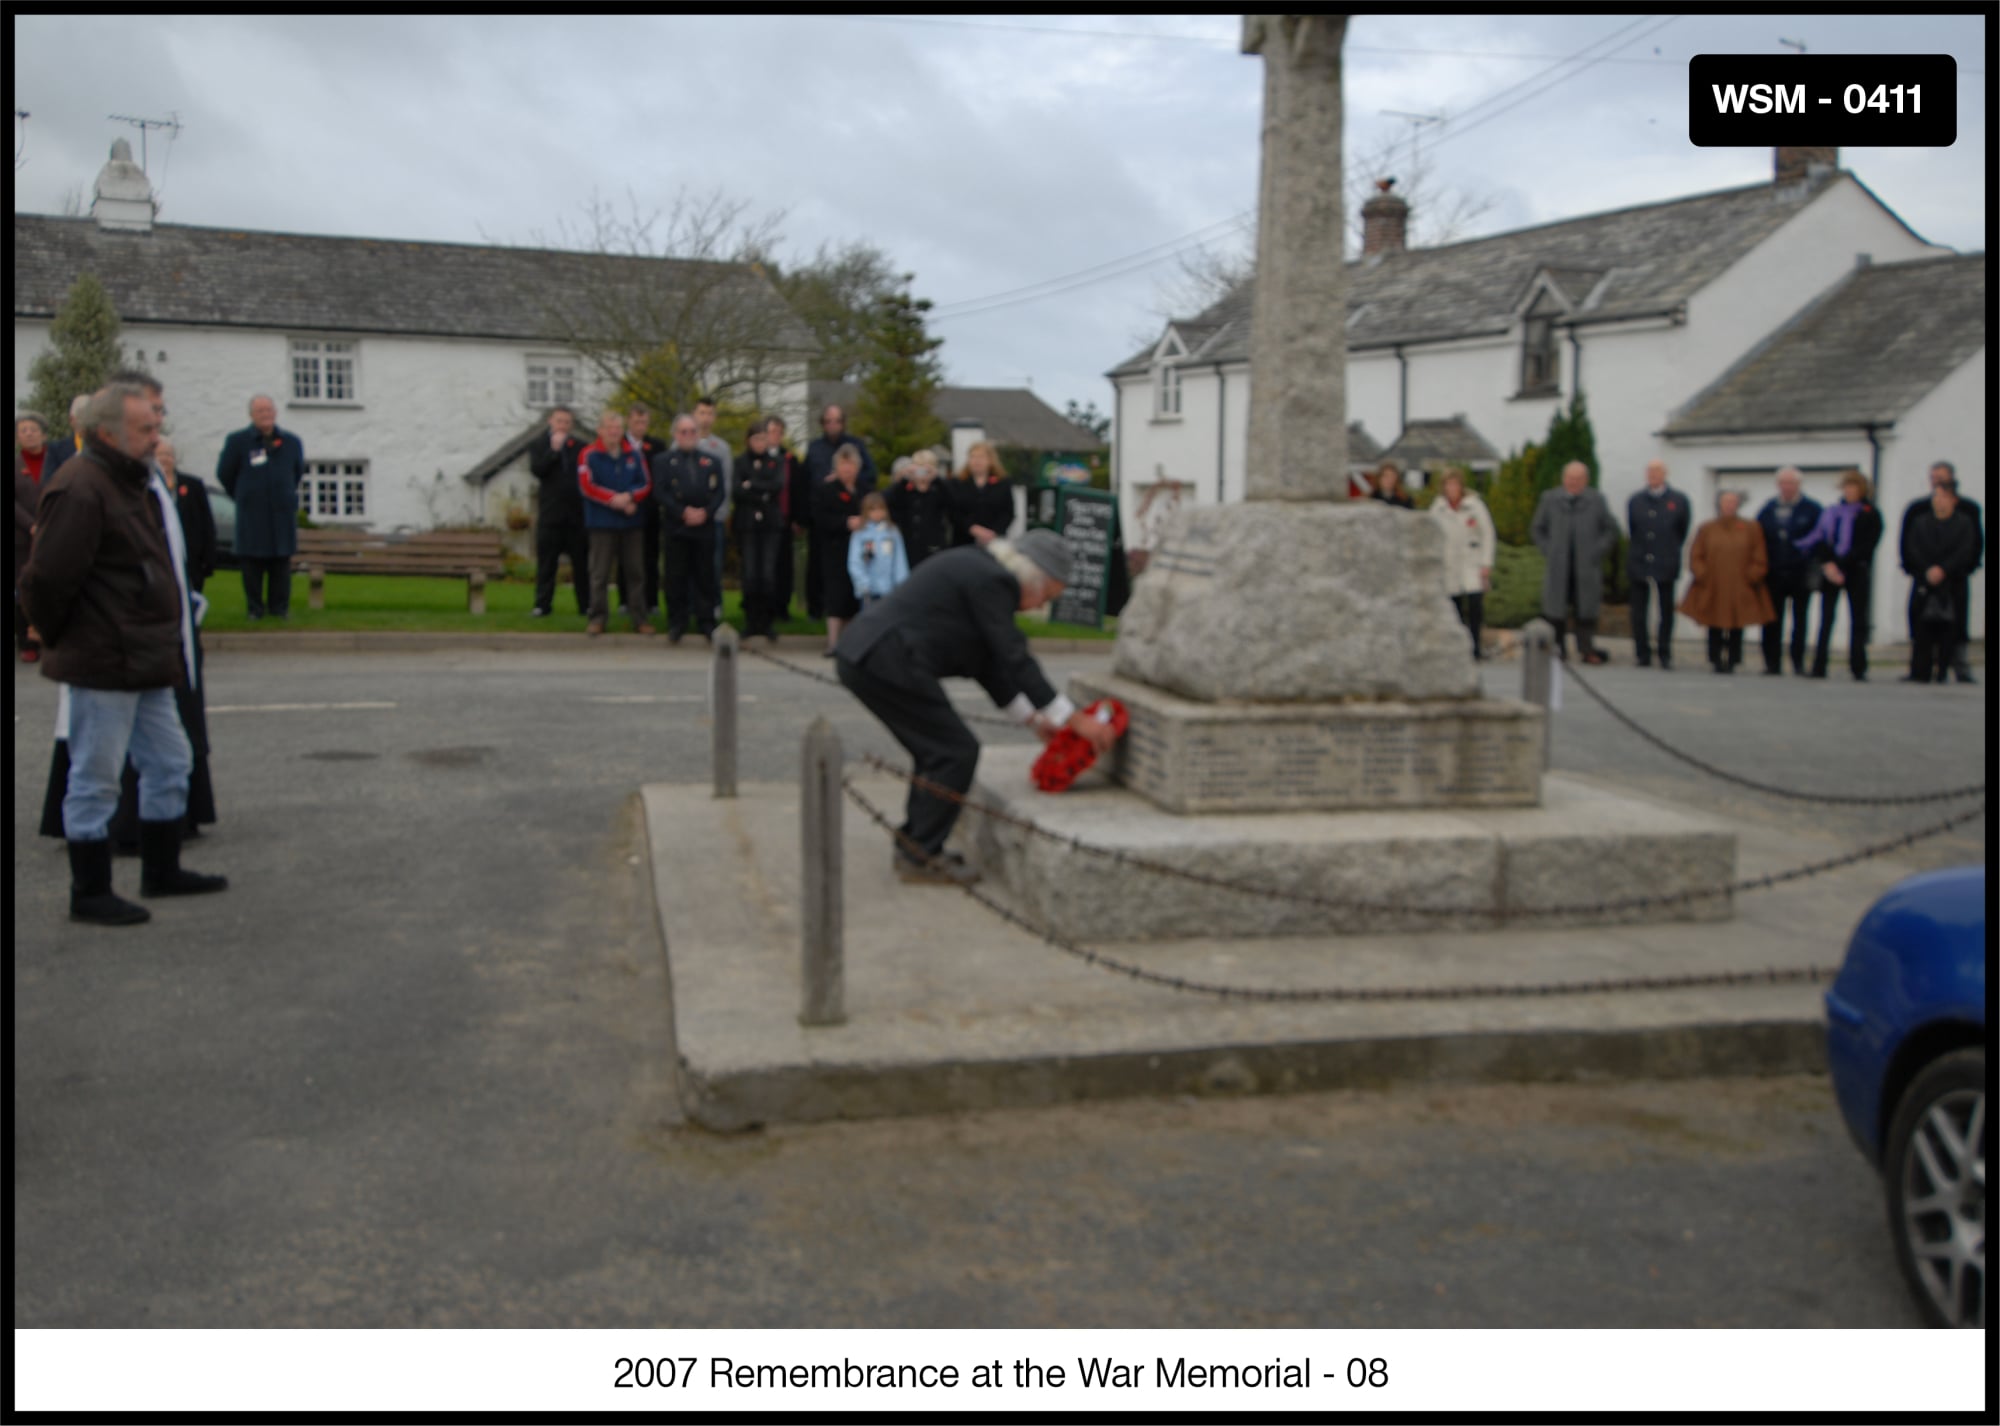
[526, 400, 1022, 654]
[1520, 459, 1981, 683]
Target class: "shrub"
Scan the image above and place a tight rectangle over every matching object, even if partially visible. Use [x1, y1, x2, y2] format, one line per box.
[1488, 443, 1540, 546]
[1483, 542, 1546, 629]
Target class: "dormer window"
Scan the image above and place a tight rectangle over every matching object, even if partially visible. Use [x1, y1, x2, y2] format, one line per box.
[1520, 316, 1558, 395]
[1155, 363, 1183, 418]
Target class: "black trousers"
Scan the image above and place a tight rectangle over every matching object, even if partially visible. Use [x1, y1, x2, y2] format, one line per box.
[738, 525, 785, 635]
[1762, 569, 1812, 672]
[1551, 568, 1598, 658]
[775, 527, 799, 620]
[1812, 569, 1871, 677]
[1707, 627, 1745, 669]
[1450, 592, 1484, 660]
[662, 536, 718, 637]
[241, 557, 291, 617]
[803, 529, 826, 619]
[1628, 576, 1676, 664]
[534, 520, 590, 614]
[836, 635, 980, 859]
[642, 513, 663, 619]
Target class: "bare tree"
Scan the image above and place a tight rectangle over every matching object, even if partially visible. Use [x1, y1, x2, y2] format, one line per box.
[512, 186, 808, 420]
[1344, 129, 1497, 254]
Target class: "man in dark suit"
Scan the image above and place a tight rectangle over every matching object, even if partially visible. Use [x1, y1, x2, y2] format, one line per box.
[215, 395, 306, 619]
[834, 530, 1115, 883]
[528, 406, 590, 616]
[1899, 461, 1982, 684]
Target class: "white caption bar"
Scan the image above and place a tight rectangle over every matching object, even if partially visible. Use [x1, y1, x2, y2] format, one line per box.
[12, 1328, 1987, 1415]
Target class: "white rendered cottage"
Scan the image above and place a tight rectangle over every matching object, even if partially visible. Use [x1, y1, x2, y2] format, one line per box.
[13, 141, 814, 534]
[1109, 147, 1980, 650]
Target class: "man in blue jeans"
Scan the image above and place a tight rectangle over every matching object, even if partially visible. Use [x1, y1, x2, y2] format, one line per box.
[20, 383, 228, 926]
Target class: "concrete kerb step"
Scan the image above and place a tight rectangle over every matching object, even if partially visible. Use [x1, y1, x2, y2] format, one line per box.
[643, 774, 1908, 1132]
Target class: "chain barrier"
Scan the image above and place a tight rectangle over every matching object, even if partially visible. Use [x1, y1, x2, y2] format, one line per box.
[742, 643, 1021, 730]
[842, 779, 1847, 1004]
[855, 751, 1985, 922]
[748, 633, 1984, 1000]
[1561, 660, 1988, 807]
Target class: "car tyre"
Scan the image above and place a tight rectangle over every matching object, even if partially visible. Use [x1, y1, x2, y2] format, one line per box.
[1884, 1046, 1987, 1327]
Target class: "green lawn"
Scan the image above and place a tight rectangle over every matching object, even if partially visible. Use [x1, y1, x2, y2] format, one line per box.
[198, 572, 1116, 640]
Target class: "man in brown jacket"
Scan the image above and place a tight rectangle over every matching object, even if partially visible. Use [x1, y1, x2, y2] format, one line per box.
[19, 383, 227, 926]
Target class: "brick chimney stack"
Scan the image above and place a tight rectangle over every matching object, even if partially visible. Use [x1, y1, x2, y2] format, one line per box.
[1774, 145, 1838, 186]
[1361, 177, 1409, 258]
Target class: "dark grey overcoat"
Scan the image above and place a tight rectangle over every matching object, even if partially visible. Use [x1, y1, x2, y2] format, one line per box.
[1530, 486, 1621, 622]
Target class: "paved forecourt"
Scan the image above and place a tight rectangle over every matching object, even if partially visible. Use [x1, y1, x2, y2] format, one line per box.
[650, 760, 1927, 1132]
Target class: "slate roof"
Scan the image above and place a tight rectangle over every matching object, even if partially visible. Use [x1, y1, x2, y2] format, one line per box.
[12, 214, 817, 351]
[1376, 416, 1501, 469]
[806, 381, 1105, 452]
[1663, 252, 1986, 436]
[1345, 420, 1382, 465]
[1109, 172, 1904, 376]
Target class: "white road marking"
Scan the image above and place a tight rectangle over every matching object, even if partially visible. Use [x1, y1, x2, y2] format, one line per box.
[207, 701, 399, 713]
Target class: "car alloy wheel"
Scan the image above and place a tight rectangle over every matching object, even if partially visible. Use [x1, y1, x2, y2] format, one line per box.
[1886, 1048, 1987, 1328]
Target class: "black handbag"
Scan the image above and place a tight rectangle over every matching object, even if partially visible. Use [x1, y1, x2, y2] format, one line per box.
[1919, 586, 1956, 626]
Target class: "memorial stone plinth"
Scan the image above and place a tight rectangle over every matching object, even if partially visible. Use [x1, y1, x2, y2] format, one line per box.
[1112, 503, 1481, 703]
[1072, 673, 1544, 815]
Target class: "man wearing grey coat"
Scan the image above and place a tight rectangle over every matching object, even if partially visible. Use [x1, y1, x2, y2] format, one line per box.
[1531, 461, 1621, 663]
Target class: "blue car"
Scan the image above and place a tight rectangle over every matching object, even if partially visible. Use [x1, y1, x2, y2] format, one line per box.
[1824, 865, 1987, 1328]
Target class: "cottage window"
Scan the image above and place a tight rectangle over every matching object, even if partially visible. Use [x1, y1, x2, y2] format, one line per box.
[527, 357, 579, 409]
[1519, 315, 1558, 396]
[1155, 363, 1183, 419]
[291, 339, 358, 404]
[299, 460, 369, 522]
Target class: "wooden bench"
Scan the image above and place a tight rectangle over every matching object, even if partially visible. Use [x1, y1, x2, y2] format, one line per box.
[292, 528, 510, 613]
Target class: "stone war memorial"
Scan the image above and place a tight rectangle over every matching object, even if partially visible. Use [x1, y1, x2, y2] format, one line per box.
[963, 13, 1735, 940]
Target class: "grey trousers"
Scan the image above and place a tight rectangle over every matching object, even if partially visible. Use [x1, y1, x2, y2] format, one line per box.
[587, 528, 646, 625]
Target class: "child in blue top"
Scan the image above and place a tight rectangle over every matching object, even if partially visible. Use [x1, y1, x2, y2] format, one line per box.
[847, 492, 910, 607]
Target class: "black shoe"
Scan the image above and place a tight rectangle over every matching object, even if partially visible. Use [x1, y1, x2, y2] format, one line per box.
[1898, 674, 1923, 683]
[893, 849, 980, 886]
[1954, 669, 1977, 685]
[1659, 658, 1672, 671]
[666, 629, 683, 645]
[1762, 667, 1782, 676]
[767, 634, 780, 647]
[138, 819, 228, 898]
[1852, 672, 1868, 683]
[821, 648, 837, 659]
[67, 839, 150, 925]
[1635, 656, 1651, 668]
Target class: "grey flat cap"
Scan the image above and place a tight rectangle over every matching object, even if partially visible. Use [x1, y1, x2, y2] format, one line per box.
[1014, 528, 1073, 585]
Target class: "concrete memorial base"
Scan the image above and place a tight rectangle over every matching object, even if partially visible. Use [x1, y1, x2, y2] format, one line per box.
[963, 747, 1735, 942]
[1071, 673, 1545, 815]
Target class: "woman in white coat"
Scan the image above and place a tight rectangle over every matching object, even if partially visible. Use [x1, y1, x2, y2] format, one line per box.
[1429, 469, 1497, 660]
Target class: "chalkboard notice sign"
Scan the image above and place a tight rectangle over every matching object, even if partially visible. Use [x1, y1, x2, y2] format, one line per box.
[1049, 487, 1117, 628]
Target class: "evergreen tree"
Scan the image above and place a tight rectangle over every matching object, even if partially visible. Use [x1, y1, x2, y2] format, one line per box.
[1487, 442, 1541, 546]
[28, 271, 126, 441]
[852, 279, 947, 462]
[1533, 391, 1599, 494]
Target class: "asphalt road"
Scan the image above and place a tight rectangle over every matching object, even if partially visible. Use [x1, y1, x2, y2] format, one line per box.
[11, 642, 1984, 1327]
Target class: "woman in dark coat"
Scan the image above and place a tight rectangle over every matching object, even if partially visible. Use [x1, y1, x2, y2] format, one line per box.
[1796, 470, 1884, 681]
[810, 442, 866, 653]
[1899, 482, 1981, 684]
[947, 441, 1015, 547]
[1367, 460, 1415, 509]
[732, 421, 789, 642]
[1678, 489, 1775, 674]
[41, 437, 216, 847]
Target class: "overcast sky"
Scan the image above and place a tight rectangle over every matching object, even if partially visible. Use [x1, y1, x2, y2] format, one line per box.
[13, 12, 1989, 418]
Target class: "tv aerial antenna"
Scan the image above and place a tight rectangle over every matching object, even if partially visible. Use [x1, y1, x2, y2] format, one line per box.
[108, 111, 181, 174]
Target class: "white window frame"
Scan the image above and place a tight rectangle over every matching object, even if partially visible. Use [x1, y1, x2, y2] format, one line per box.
[299, 459, 370, 524]
[526, 355, 580, 410]
[290, 337, 360, 406]
[1154, 362, 1184, 420]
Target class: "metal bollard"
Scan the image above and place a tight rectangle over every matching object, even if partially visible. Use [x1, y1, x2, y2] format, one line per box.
[1521, 617, 1555, 769]
[799, 717, 846, 1026]
[710, 624, 738, 799]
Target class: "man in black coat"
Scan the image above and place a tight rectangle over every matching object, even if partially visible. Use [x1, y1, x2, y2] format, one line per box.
[733, 422, 789, 641]
[803, 405, 876, 618]
[1899, 462, 1982, 684]
[1755, 467, 1823, 675]
[528, 406, 590, 616]
[835, 531, 1116, 883]
[1625, 459, 1690, 669]
[1899, 482, 1982, 684]
[215, 395, 306, 619]
[651, 413, 726, 643]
